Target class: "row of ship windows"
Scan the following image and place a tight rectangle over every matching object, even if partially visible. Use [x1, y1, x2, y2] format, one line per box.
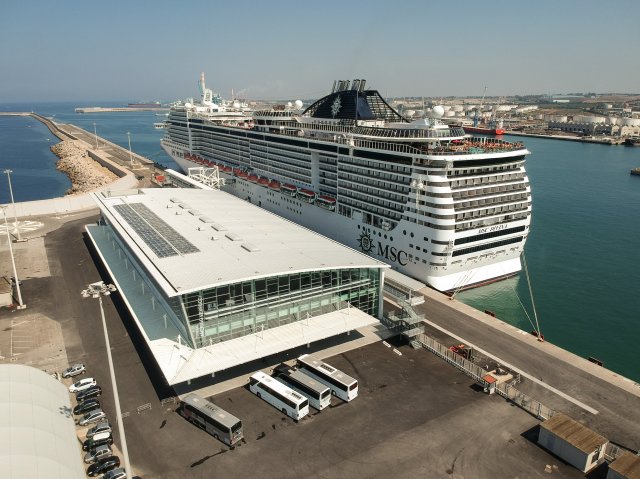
[452, 236, 523, 257]
[451, 182, 527, 200]
[338, 184, 405, 210]
[455, 203, 529, 221]
[339, 164, 410, 185]
[449, 173, 525, 189]
[455, 211, 530, 232]
[341, 156, 412, 176]
[447, 164, 522, 178]
[339, 175, 409, 200]
[339, 197, 403, 221]
[456, 193, 530, 211]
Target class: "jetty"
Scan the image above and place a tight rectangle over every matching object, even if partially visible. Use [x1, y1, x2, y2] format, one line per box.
[74, 106, 169, 113]
[505, 130, 626, 145]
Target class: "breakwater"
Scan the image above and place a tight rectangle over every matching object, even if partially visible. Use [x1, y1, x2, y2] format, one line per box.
[51, 140, 118, 194]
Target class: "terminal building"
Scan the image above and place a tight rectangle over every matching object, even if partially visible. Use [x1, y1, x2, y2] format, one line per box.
[86, 188, 387, 387]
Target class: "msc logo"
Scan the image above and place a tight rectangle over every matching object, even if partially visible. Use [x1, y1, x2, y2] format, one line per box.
[357, 230, 409, 266]
[357, 231, 375, 254]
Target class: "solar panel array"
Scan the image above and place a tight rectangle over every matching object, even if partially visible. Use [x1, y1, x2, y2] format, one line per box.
[114, 203, 200, 258]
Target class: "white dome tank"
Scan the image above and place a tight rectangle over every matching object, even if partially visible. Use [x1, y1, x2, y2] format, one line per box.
[452, 105, 464, 112]
[444, 111, 456, 117]
[432, 106, 445, 118]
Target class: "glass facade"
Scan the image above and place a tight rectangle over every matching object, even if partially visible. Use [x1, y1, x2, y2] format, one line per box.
[182, 268, 381, 348]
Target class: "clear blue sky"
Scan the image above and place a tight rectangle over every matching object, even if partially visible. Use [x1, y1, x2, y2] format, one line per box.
[1, 0, 638, 102]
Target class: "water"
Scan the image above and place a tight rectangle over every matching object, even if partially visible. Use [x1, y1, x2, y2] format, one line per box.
[0, 101, 178, 203]
[458, 136, 640, 382]
[1, 103, 639, 381]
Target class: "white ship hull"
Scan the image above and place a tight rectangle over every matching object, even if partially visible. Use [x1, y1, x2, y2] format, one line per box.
[163, 150, 526, 292]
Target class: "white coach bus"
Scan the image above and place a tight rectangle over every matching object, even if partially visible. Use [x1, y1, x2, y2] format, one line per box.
[296, 354, 358, 402]
[249, 371, 309, 421]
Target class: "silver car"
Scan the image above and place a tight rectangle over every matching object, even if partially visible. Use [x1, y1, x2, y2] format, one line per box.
[101, 468, 126, 479]
[62, 363, 86, 378]
[87, 421, 112, 439]
[79, 409, 106, 426]
[84, 444, 112, 464]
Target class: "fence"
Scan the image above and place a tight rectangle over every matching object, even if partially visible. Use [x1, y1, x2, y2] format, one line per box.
[414, 333, 556, 420]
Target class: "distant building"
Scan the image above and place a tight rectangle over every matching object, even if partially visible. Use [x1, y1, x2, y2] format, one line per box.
[538, 413, 608, 473]
[87, 188, 388, 387]
[547, 121, 617, 136]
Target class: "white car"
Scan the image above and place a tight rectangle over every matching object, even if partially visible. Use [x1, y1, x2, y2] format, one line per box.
[87, 421, 112, 439]
[69, 377, 97, 393]
[62, 363, 86, 378]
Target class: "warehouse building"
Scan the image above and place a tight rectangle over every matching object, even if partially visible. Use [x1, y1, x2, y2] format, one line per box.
[86, 188, 387, 387]
[538, 413, 608, 473]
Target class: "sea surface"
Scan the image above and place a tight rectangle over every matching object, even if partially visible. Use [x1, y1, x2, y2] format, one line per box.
[1, 102, 639, 382]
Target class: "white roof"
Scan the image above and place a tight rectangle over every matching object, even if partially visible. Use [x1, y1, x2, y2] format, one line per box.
[93, 188, 387, 296]
[0, 364, 86, 479]
[149, 306, 379, 385]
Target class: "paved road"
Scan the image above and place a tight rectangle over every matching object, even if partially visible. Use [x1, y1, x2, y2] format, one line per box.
[415, 291, 640, 450]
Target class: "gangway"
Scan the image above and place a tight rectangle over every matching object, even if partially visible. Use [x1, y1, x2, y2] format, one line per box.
[382, 269, 426, 341]
[187, 167, 224, 189]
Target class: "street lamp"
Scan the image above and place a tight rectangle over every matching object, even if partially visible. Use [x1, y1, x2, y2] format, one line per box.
[93, 122, 99, 150]
[126, 132, 133, 167]
[3, 169, 21, 241]
[1, 206, 25, 309]
[81, 281, 132, 479]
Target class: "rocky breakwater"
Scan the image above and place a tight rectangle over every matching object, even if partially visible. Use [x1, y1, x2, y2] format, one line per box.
[51, 141, 118, 194]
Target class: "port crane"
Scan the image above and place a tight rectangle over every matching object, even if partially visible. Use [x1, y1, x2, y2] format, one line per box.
[473, 86, 487, 127]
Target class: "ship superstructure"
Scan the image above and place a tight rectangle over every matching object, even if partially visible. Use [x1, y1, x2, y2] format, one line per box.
[161, 75, 532, 292]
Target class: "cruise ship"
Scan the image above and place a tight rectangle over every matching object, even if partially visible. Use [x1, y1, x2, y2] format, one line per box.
[161, 74, 532, 292]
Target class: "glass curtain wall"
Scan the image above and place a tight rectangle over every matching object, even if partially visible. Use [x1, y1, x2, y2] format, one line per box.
[181, 268, 380, 348]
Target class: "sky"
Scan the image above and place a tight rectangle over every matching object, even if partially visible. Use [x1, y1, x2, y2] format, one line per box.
[1, 0, 639, 102]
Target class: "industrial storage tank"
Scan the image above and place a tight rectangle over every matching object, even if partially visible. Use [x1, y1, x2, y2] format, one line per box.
[451, 105, 464, 112]
[607, 117, 618, 125]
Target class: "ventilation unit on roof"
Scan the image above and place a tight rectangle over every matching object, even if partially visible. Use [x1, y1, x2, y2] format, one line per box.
[175, 210, 182, 215]
[225, 232, 242, 241]
[166, 203, 174, 208]
[241, 243, 260, 252]
[211, 223, 227, 231]
[179, 203, 191, 209]
[170, 198, 183, 203]
[188, 209, 200, 216]
[199, 216, 214, 223]
[211, 235, 219, 241]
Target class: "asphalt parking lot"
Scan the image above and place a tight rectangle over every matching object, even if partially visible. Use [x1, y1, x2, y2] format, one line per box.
[3, 215, 589, 479]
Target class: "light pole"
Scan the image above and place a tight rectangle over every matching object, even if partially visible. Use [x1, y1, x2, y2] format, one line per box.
[3, 169, 21, 241]
[81, 281, 132, 479]
[126, 132, 133, 167]
[1, 206, 25, 309]
[93, 122, 99, 150]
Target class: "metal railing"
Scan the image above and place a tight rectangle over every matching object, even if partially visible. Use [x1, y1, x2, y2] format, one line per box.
[413, 333, 556, 420]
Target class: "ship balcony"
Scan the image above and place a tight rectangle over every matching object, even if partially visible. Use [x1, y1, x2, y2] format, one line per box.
[422, 138, 527, 156]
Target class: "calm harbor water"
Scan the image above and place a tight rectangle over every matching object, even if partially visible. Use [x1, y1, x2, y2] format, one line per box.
[0, 102, 639, 382]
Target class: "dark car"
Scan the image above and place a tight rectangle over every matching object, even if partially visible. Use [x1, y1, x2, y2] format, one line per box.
[87, 456, 120, 477]
[82, 435, 113, 451]
[76, 385, 102, 402]
[74, 399, 101, 416]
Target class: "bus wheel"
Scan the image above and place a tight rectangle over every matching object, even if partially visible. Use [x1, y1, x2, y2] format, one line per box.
[332, 390, 337, 396]
[282, 408, 287, 416]
[214, 434, 219, 440]
[257, 392, 261, 399]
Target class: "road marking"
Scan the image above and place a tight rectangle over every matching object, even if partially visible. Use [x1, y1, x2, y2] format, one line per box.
[422, 318, 599, 415]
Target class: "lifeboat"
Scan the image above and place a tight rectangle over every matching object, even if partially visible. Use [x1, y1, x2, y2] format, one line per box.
[297, 188, 316, 203]
[233, 168, 242, 176]
[248, 174, 259, 183]
[281, 183, 297, 196]
[316, 195, 337, 211]
[257, 177, 269, 187]
[238, 171, 249, 179]
[268, 180, 281, 190]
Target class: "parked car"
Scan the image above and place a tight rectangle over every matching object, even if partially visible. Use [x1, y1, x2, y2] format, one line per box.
[84, 445, 112, 464]
[69, 377, 97, 393]
[87, 421, 112, 439]
[78, 409, 106, 426]
[77, 385, 102, 402]
[87, 456, 120, 477]
[62, 363, 86, 378]
[73, 399, 101, 416]
[101, 468, 126, 479]
[82, 435, 113, 451]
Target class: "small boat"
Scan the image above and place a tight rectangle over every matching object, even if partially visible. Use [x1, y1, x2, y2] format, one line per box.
[268, 180, 281, 190]
[247, 174, 259, 183]
[297, 188, 316, 203]
[316, 195, 337, 211]
[257, 177, 270, 187]
[281, 183, 297, 196]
